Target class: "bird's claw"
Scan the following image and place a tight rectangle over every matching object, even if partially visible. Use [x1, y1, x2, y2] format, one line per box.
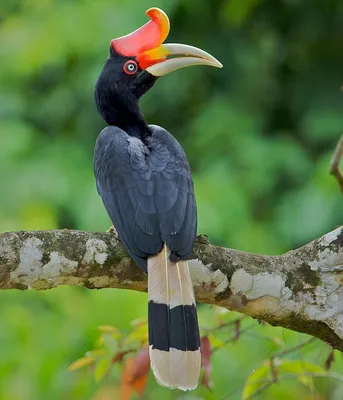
[106, 225, 119, 239]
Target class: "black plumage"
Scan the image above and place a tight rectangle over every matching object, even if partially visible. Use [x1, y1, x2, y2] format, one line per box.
[94, 124, 197, 272]
[148, 303, 200, 351]
[94, 40, 201, 391]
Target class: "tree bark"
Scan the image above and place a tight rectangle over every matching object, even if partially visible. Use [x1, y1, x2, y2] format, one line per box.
[1, 228, 343, 350]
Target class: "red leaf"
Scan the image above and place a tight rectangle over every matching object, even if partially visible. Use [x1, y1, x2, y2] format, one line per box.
[131, 347, 150, 381]
[325, 350, 335, 370]
[120, 347, 150, 400]
[112, 351, 131, 364]
[121, 358, 135, 400]
[200, 336, 213, 389]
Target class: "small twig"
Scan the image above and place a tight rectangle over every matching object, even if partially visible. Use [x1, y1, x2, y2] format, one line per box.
[325, 350, 335, 370]
[283, 372, 343, 384]
[330, 134, 343, 193]
[244, 381, 275, 400]
[212, 323, 257, 353]
[232, 319, 241, 342]
[111, 348, 136, 363]
[221, 383, 247, 399]
[203, 315, 248, 335]
[269, 358, 278, 382]
[271, 337, 316, 358]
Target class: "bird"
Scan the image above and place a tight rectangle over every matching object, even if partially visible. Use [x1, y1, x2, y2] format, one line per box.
[93, 7, 222, 391]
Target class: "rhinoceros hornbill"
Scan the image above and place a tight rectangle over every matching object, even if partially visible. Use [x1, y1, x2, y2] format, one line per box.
[93, 7, 222, 391]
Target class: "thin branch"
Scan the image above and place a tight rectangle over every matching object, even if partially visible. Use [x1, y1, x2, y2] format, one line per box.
[330, 134, 343, 193]
[284, 372, 343, 384]
[203, 315, 248, 335]
[244, 381, 275, 400]
[271, 337, 316, 358]
[212, 323, 258, 353]
[325, 350, 335, 370]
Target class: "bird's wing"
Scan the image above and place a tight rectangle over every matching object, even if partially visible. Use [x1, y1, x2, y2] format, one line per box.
[94, 125, 197, 271]
[94, 126, 163, 270]
[149, 125, 197, 262]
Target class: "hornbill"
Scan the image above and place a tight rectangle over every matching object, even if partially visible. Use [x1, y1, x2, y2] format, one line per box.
[94, 8, 222, 391]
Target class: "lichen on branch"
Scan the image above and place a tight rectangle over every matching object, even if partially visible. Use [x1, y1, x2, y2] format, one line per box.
[0, 227, 342, 351]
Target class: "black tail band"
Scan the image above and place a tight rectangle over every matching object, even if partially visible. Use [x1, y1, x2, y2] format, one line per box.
[148, 301, 200, 352]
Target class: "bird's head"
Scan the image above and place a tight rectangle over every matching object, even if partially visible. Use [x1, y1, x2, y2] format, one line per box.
[95, 7, 222, 127]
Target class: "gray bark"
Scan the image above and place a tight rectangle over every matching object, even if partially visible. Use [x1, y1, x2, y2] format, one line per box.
[1, 228, 343, 350]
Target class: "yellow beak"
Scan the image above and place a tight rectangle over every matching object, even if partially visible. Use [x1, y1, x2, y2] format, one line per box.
[142, 43, 223, 77]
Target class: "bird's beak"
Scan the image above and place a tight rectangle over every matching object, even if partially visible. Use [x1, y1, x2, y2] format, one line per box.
[111, 8, 223, 77]
[139, 43, 223, 76]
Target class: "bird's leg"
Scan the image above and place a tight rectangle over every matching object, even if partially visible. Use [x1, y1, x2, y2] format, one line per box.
[106, 225, 119, 239]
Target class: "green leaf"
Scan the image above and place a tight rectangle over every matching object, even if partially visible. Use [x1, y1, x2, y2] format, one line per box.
[242, 359, 324, 399]
[242, 361, 271, 400]
[208, 333, 225, 349]
[102, 333, 118, 354]
[85, 349, 106, 360]
[277, 359, 324, 390]
[68, 356, 94, 372]
[97, 325, 121, 339]
[94, 358, 111, 383]
[125, 321, 148, 345]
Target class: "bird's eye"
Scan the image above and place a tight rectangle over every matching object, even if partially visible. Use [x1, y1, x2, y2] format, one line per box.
[123, 60, 138, 75]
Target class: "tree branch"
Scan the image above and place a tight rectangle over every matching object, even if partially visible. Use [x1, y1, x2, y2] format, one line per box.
[0, 227, 343, 350]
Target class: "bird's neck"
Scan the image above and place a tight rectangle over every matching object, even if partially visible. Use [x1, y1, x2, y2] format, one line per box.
[95, 77, 150, 142]
[117, 103, 150, 141]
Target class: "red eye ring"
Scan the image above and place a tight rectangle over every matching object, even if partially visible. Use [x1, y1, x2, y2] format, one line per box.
[123, 60, 138, 75]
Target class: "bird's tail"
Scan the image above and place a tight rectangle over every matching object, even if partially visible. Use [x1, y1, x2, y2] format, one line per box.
[147, 245, 201, 391]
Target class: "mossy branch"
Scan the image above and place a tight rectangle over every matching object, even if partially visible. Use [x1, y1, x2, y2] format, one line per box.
[0, 227, 343, 351]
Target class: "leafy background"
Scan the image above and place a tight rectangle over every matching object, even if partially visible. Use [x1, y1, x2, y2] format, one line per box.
[1, 0, 343, 398]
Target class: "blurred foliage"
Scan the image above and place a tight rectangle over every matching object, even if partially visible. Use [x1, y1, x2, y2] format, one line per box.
[0, 0, 343, 398]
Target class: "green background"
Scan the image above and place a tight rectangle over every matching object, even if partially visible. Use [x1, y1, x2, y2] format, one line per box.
[1, 0, 343, 398]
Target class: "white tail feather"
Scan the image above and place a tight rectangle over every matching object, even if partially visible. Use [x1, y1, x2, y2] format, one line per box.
[147, 246, 169, 304]
[149, 347, 200, 391]
[147, 245, 201, 391]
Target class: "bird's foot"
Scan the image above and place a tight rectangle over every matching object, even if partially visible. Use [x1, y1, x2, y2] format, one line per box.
[106, 225, 119, 239]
